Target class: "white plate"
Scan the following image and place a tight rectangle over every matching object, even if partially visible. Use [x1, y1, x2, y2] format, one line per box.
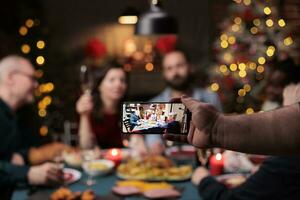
[63, 168, 82, 185]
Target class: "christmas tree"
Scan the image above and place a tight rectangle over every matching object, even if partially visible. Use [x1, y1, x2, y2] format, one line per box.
[210, 0, 297, 113]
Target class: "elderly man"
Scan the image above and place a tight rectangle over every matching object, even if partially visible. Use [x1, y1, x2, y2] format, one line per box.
[0, 55, 62, 200]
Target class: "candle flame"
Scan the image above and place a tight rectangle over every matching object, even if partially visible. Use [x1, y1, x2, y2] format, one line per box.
[216, 153, 222, 161]
[111, 149, 119, 156]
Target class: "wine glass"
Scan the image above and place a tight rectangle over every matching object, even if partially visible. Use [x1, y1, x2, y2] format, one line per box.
[80, 65, 93, 94]
[196, 149, 211, 167]
[81, 146, 100, 186]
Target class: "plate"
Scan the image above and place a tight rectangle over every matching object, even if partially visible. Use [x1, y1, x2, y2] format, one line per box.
[63, 168, 82, 185]
[216, 173, 248, 188]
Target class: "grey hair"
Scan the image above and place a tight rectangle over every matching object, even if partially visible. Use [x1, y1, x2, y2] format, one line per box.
[0, 55, 30, 82]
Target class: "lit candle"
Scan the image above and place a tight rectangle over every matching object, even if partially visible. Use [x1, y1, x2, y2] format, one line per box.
[105, 148, 122, 166]
[209, 153, 224, 176]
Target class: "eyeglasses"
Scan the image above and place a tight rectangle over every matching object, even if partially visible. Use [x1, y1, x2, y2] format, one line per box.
[13, 71, 38, 82]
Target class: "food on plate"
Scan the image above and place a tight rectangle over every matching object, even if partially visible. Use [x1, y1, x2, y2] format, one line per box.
[63, 148, 83, 168]
[87, 162, 109, 171]
[117, 155, 192, 181]
[50, 188, 95, 200]
[143, 188, 181, 199]
[112, 180, 181, 198]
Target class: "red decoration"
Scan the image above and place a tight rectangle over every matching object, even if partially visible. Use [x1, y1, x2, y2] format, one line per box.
[85, 38, 107, 59]
[156, 36, 177, 54]
[105, 148, 122, 166]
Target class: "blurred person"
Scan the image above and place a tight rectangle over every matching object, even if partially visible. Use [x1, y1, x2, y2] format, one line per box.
[191, 59, 300, 200]
[76, 61, 128, 149]
[146, 49, 222, 154]
[0, 55, 63, 200]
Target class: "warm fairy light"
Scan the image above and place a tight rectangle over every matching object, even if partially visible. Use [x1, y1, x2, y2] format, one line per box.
[257, 65, 265, 73]
[38, 101, 46, 109]
[19, 26, 28, 36]
[249, 62, 257, 70]
[250, 27, 258, 34]
[46, 83, 54, 92]
[284, 37, 293, 46]
[238, 89, 246, 96]
[219, 65, 228, 73]
[244, 84, 251, 92]
[278, 19, 286, 27]
[231, 24, 240, 32]
[266, 49, 274, 57]
[40, 126, 48, 136]
[253, 19, 261, 26]
[216, 153, 222, 161]
[243, 0, 251, 6]
[268, 45, 276, 51]
[238, 63, 246, 70]
[35, 69, 44, 78]
[123, 64, 132, 72]
[246, 108, 254, 114]
[220, 34, 228, 41]
[266, 19, 274, 27]
[258, 57, 266, 65]
[145, 63, 154, 71]
[38, 109, 47, 117]
[264, 7, 272, 15]
[223, 53, 233, 63]
[118, 16, 138, 25]
[25, 19, 34, 28]
[234, 0, 242, 3]
[21, 44, 31, 54]
[211, 83, 220, 92]
[228, 36, 236, 44]
[37, 40, 45, 49]
[36, 56, 45, 65]
[230, 63, 238, 71]
[239, 70, 247, 78]
[234, 17, 242, 25]
[43, 96, 52, 106]
[220, 40, 229, 48]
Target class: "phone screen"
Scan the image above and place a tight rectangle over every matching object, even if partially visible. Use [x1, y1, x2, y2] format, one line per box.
[122, 102, 190, 134]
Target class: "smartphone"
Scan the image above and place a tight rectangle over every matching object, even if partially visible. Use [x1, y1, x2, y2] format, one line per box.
[122, 102, 191, 134]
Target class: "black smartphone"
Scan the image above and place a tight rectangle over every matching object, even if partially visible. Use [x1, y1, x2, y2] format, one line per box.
[122, 102, 191, 134]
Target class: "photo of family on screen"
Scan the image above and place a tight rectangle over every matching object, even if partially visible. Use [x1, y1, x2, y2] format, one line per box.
[122, 103, 188, 134]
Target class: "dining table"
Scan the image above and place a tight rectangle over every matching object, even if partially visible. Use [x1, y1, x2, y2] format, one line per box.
[12, 148, 202, 200]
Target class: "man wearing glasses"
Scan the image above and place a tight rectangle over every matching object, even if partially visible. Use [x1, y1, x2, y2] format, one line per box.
[0, 55, 63, 200]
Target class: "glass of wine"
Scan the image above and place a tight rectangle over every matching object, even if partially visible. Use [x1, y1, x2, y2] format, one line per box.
[80, 65, 93, 94]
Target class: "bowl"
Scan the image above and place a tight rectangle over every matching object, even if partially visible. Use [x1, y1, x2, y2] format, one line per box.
[82, 159, 115, 177]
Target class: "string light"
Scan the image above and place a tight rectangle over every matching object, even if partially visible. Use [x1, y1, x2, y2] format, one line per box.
[21, 44, 31, 54]
[238, 89, 246, 96]
[220, 34, 228, 41]
[231, 24, 240, 32]
[230, 63, 238, 71]
[228, 36, 236, 44]
[36, 56, 45, 65]
[211, 83, 220, 92]
[283, 37, 293, 46]
[243, 0, 251, 6]
[278, 19, 286, 27]
[238, 63, 246, 70]
[257, 65, 265, 73]
[266, 19, 274, 27]
[39, 126, 48, 136]
[249, 62, 257, 70]
[38, 109, 47, 117]
[250, 27, 258, 34]
[253, 19, 261, 26]
[244, 84, 251, 92]
[25, 19, 34, 28]
[266, 46, 275, 57]
[19, 26, 28, 36]
[246, 107, 254, 114]
[36, 40, 45, 49]
[239, 70, 247, 78]
[234, 17, 242, 25]
[145, 63, 154, 71]
[264, 7, 272, 15]
[220, 40, 229, 48]
[258, 57, 266, 65]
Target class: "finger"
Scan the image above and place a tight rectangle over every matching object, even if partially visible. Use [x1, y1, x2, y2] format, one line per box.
[181, 96, 202, 111]
[163, 133, 188, 143]
[169, 98, 181, 103]
[187, 123, 195, 144]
